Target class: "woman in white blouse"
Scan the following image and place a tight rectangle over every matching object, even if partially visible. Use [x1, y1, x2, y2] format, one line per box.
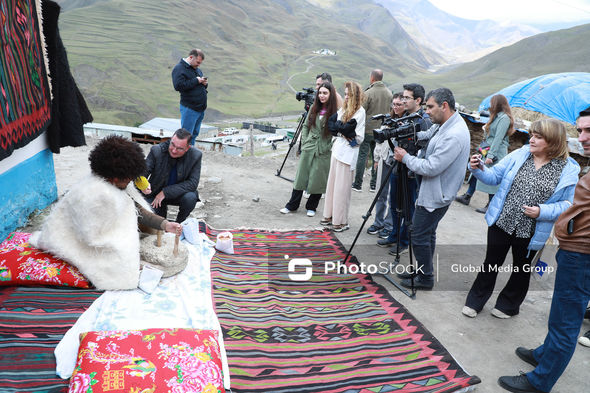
[321, 81, 366, 232]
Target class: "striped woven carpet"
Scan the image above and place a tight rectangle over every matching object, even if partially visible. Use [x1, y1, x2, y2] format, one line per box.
[204, 224, 481, 393]
[0, 287, 102, 392]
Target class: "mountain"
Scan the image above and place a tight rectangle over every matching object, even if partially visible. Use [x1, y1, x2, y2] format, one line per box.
[375, 0, 540, 65]
[53, 0, 439, 125]
[412, 23, 590, 108]
[307, 0, 444, 68]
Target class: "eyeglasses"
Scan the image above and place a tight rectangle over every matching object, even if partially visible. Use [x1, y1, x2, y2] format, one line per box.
[392, 103, 404, 107]
[170, 141, 187, 152]
[402, 96, 414, 101]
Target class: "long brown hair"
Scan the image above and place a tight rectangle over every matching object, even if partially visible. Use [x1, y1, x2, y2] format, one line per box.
[341, 81, 364, 123]
[486, 94, 515, 136]
[308, 81, 338, 138]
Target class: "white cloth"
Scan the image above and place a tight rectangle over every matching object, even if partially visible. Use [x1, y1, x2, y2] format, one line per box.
[331, 107, 366, 169]
[54, 234, 231, 389]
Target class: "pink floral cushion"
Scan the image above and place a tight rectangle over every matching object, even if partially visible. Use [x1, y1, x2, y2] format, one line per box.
[69, 328, 225, 393]
[0, 232, 90, 288]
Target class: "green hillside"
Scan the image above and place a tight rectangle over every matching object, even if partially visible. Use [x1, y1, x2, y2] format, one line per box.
[56, 0, 590, 124]
[404, 23, 590, 108]
[57, 0, 431, 125]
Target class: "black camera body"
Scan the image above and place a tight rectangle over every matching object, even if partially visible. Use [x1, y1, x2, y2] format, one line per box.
[372, 113, 425, 155]
[295, 87, 315, 111]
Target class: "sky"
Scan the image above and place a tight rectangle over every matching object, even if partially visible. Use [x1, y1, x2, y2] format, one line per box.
[429, 0, 590, 25]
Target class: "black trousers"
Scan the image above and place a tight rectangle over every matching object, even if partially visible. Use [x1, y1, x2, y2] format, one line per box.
[148, 191, 199, 223]
[465, 224, 535, 316]
[285, 189, 322, 212]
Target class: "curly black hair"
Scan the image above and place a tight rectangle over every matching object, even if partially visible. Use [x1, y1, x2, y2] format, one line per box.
[88, 135, 146, 181]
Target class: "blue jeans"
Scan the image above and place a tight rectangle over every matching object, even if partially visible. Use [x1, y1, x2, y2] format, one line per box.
[180, 104, 205, 145]
[373, 161, 393, 231]
[386, 170, 418, 248]
[411, 205, 449, 284]
[466, 174, 477, 195]
[527, 249, 590, 392]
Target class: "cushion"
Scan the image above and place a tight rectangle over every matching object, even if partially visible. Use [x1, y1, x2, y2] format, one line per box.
[0, 232, 91, 288]
[69, 328, 225, 393]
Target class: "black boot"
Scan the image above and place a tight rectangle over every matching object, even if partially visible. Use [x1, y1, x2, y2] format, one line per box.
[455, 193, 472, 205]
[476, 201, 489, 214]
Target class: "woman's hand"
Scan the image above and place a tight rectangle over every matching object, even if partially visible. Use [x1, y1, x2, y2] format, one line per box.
[522, 205, 540, 218]
[484, 157, 493, 166]
[165, 221, 183, 235]
[469, 154, 484, 170]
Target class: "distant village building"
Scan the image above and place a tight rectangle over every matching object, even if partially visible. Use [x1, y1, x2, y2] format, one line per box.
[313, 48, 336, 56]
[140, 117, 217, 136]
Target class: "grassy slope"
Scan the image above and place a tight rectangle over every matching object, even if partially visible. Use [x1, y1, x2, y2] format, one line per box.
[58, 0, 425, 125]
[400, 24, 590, 108]
[58, 1, 590, 124]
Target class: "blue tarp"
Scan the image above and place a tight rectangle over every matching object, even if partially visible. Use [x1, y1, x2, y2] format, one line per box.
[479, 72, 590, 125]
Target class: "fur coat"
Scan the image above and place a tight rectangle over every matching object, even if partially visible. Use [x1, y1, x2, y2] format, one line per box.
[30, 174, 152, 290]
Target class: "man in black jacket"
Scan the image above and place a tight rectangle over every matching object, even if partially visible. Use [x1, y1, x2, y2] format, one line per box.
[171, 49, 208, 145]
[142, 129, 202, 223]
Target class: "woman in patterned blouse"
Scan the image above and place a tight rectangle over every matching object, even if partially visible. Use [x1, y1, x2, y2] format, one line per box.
[462, 119, 580, 319]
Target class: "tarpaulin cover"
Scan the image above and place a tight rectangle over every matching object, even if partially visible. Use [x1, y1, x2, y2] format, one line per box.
[479, 73, 590, 125]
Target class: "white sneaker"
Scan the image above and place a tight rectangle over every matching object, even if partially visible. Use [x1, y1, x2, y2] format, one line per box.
[462, 306, 477, 318]
[306, 210, 316, 217]
[578, 330, 590, 347]
[279, 207, 292, 214]
[491, 308, 511, 319]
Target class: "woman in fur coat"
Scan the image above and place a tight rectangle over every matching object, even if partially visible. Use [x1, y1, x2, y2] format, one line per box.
[30, 136, 181, 290]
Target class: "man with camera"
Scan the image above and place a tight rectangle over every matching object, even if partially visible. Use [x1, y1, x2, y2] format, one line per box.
[393, 88, 470, 290]
[352, 70, 392, 193]
[377, 83, 431, 254]
[172, 49, 208, 146]
[315, 72, 343, 108]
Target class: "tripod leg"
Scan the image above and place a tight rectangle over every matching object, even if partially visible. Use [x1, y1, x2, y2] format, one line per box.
[343, 157, 398, 264]
[276, 111, 307, 181]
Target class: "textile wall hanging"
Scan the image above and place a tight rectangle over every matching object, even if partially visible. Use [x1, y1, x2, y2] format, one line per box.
[0, 0, 51, 161]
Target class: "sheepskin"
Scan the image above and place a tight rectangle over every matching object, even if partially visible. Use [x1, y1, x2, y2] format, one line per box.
[30, 174, 151, 290]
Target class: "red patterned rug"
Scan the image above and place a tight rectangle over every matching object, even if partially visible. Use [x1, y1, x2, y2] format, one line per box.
[204, 224, 481, 393]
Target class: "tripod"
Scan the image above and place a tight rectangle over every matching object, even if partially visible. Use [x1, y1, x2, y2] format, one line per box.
[342, 139, 417, 298]
[276, 110, 308, 182]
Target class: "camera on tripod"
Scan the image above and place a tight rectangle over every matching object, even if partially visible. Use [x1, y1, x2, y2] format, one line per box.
[295, 87, 315, 111]
[372, 112, 425, 155]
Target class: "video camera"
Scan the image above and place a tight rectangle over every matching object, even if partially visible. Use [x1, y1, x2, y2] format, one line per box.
[295, 87, 315, 111]
[372, 112, 425, 155]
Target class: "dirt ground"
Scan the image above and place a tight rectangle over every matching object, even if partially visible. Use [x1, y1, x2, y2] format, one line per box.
[25, 135, 589, 393]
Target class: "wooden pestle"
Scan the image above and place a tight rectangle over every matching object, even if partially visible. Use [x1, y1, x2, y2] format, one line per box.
[156, 230, 162, 247]
[173, 232, 180, 256]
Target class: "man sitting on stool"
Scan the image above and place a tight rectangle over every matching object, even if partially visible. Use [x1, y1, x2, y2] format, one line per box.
[143, 128, 202, 223]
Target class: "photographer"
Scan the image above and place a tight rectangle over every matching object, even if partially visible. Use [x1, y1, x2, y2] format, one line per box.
[377, 83, 431, 254]
[367, 92, 404, 239]
[280, 81, 338, 216]
[315, 72, 344, 108]
[392, 88, 470, 290]
[352, 70, 392, 193]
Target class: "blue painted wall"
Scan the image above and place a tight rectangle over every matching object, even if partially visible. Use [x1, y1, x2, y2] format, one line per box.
[0, 149, 57, 241]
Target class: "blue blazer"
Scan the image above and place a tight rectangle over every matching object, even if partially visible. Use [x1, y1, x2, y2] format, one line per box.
[470, 145, 580, 250]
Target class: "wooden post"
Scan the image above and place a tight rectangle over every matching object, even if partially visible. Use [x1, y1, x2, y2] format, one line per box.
[173, 233, 180, 256]
[249, 125, 254, 156]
